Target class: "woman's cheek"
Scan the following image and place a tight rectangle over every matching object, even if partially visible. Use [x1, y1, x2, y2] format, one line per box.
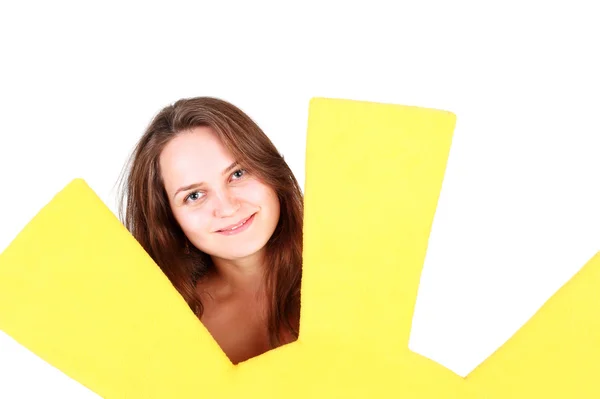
[175, 208, 199, 236]
[241, 180, 271, 202]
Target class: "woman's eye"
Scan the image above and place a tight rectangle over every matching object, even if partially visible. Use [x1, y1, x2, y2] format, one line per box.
[231, 169, 247, 180]
[185, 191, 204, 203]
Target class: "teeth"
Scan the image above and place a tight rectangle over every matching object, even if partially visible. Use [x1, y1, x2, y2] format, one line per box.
[224, 218, 247, 231]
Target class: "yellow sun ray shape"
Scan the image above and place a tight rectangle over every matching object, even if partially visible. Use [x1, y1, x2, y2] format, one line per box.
[0, 97, 599, 398]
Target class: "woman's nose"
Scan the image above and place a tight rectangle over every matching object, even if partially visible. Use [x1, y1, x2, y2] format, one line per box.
[213, 191, 241, 218]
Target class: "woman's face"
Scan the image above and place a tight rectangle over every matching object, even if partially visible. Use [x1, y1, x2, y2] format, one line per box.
[159, 126, 281, 262]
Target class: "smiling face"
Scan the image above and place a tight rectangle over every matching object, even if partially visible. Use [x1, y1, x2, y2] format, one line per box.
[159, 126, 281, 262]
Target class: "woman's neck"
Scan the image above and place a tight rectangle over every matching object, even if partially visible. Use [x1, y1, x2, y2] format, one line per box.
[210, 250, 267, 295]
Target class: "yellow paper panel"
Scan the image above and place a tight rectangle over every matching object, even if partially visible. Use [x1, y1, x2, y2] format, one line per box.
[468, 252, 600, 398]
[0, 179, 232, 398]
[301, 98, 457, 348]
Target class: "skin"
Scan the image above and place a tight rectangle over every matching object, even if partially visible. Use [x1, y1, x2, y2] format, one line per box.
[159, 126, 281, 364]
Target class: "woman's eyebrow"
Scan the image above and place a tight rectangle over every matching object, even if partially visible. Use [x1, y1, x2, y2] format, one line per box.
[222, 161, 239, 176]
[173, 182, 203, 199]
[173, 162, 239, 199]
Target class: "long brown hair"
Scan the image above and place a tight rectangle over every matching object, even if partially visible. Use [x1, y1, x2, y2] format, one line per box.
[117, 97, 303, 347]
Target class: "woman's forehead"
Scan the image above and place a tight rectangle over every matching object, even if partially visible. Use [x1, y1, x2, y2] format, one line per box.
[160, 128, 236, 188]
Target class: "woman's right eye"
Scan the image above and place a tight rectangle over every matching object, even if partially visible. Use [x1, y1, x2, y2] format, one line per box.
[185, 191, 204, 203]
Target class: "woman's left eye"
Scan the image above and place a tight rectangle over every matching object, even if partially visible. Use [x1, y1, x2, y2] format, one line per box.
[231, 168, 246, 180]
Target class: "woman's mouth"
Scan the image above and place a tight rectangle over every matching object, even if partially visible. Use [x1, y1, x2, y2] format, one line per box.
[215, 213, 256, 236]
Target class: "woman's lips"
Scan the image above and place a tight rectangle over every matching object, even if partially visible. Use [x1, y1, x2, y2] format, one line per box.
[215, 213, 255, 236]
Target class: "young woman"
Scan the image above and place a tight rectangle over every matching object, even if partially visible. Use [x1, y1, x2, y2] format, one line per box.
[118, 97, 303, 364]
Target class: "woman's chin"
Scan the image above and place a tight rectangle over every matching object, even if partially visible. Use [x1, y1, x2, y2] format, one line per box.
[222, 245, 269, 262]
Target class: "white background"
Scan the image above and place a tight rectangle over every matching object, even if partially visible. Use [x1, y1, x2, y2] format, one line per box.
[1, 1, 599, 397]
